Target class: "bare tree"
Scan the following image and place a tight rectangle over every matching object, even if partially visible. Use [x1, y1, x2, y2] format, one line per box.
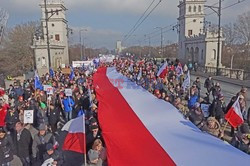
[223, 23, 238, 46]
[235, 11, 250, 44]
[0, 21, 38, 76]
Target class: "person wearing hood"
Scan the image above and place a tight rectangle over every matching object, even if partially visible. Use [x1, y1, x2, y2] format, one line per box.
[201, 117, 224, 139]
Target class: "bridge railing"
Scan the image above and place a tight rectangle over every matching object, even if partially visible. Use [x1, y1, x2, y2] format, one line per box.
[197, 66, 249, 80]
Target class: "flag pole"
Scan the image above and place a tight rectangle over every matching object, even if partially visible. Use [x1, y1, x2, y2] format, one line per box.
[83, 115, 87, 166]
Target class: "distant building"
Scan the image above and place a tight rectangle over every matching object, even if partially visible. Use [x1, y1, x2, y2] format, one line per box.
[116, 40, 125, 54]
[32, 0, 69, 75]
[178, 0, 224, 67]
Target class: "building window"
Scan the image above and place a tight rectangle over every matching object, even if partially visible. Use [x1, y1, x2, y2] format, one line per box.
[188, 30, 193, 36]
[194, 6, 197, 12]
[50, 35, 53, 39]
[213, 49, 216, 59]
[55, 34, 60, 41]
[52, 23, 55, 27]
[201, 49, 204, 60]
[41, 57, 46, 67]
[189, 6, 192, 12]
[198, 6, 202, 12]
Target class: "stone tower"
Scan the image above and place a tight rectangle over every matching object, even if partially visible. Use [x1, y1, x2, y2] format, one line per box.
[32, 0, 69, 75]
[178, 0, 224, 68]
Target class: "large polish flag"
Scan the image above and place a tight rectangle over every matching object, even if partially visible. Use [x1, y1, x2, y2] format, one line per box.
[157, 61, 168, 78]
[62, 115, 86, 154]
[225, 97, 244, 128]
[93, 67, 250, 166]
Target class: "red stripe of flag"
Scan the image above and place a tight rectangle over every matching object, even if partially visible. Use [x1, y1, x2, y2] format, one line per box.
[93, 67, 176, 166]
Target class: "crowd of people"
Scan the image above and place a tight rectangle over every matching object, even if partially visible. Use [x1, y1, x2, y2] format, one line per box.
[0, 57, 249, 166]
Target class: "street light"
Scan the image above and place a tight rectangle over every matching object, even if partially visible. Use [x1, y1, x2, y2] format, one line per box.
[79, 29, 87, 60]
[155, 27, 164, 57]
[144, 34, 151, 57]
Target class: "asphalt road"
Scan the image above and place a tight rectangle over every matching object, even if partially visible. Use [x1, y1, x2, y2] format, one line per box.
[191, 74, 250, 108]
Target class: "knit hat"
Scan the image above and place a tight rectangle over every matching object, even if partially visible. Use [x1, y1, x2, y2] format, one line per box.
[46, 143, 54, 151]
[38, 124, 46, 131]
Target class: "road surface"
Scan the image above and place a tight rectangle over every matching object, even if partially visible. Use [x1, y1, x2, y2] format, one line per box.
[191, 74, 250, 108]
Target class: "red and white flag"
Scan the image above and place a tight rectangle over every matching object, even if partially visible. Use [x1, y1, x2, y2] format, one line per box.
[93, 67, 250, 166]
[157, 61, 168, 78]
[62, 115, 86, 154]
[225, 97, 244, 128]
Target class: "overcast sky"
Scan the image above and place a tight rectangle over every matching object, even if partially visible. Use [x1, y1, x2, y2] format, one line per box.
[1, 0, 249, 49]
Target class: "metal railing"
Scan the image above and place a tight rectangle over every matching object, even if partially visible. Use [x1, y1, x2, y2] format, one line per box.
[197, 66, 249, 80]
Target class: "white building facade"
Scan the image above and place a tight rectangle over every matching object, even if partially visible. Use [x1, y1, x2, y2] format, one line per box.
[178, 0, 224, 67]
[32, 0, 69, 75]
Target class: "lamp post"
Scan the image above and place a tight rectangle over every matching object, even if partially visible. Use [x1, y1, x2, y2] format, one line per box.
[79, 29, 87, 60]
[155, 27, 164, 57]
[144, 34, 151, 57]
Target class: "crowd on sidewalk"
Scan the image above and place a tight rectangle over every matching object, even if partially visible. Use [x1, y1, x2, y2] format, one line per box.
[0, 57, 249, 166]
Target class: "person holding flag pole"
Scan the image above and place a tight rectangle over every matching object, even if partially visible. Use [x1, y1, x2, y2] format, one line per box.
[222, 96, 245, 133]
[62, 114, 87, 165]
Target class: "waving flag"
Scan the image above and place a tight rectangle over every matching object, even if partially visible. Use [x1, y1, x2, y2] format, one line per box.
[93, 67, 250, 166]
[182, 70, 190, 91]
[49, 68, 54, 78]
[157, 61, 168, 78]
[35, 71, 43, 90]
[62, 115, 86, 154]
[69, 67, 75, 80]
[225, 97, 244, 128]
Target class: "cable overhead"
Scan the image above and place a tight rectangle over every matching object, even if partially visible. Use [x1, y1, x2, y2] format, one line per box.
[123, 0, 162, 43]
[134, 0, 247, 45]
[123, 0, 157, 41]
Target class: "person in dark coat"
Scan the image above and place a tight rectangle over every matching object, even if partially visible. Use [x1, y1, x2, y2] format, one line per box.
[204, 76, 214, 98]
[13, 122, 33, 166]
[0, 127, 15, 166]
[48, 104, 60, 133]
[42, 143, 63, 165]
[5, 107, 19, 133]
[231, 123, 250, 154]
[86, 125, 103, 152]
[193, 77, 201, 98]
[210, 94, 226, 124]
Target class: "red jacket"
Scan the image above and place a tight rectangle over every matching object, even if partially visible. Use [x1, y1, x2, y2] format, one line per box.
[0, 104, 9, 127]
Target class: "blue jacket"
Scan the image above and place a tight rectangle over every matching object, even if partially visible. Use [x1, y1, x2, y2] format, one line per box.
[188, 95, 198, 109]
[63, 97, 75, 112]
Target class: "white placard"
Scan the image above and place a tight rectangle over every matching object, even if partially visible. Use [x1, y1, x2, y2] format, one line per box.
[61, 64, 66, 68]
[72, 61, 92, 68]
[65, 88, 72, 96]
[24, 110, 34, 124]
[42, 158, 54, 166]
[44, 85, 53, 95]
[201, 104, 210, 118]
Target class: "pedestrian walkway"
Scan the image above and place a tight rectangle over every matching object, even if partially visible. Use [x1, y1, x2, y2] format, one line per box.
[191, 71, 250, 88]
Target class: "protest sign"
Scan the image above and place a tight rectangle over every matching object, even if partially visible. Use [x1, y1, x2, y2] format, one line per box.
[65, 88, 72, 96]
[24, 110, 34, 124]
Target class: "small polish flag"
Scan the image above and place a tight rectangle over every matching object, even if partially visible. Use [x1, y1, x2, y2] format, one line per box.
[62, 115, 86, 154]
[225, 97, 244, 128]
[157, 62, 168, 78]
